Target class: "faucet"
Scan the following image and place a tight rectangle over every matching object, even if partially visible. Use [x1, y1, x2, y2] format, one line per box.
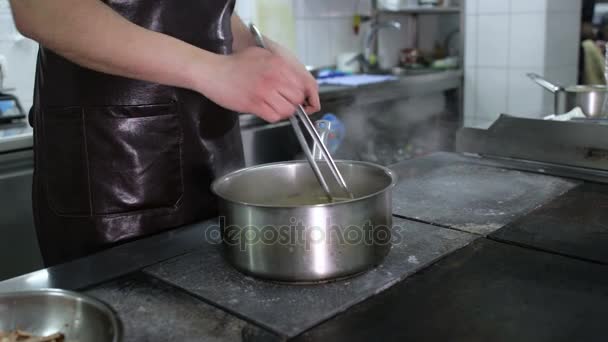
[443, 29, 460, 56]
[347, 20, 402, 73]
[364, 20, 402, 65]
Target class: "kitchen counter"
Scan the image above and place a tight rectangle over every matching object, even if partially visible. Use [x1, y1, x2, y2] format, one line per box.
[2, 152, 607, 341]
[240, 69, 463, 128]
[0, 122, 38, 281]
[319, 69, 463, 106]
[0, 121, 32, 153]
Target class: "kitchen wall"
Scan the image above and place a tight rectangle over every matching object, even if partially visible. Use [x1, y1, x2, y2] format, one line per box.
[241, 0, 460, 69]
[377, 12, 461, 69]
[0, 0, 37, 110]
[237, 0, 371, 68]
[464, 0, 582, 128]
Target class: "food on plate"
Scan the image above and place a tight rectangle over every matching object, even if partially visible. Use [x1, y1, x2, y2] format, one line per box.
[0, 330, 65, 342]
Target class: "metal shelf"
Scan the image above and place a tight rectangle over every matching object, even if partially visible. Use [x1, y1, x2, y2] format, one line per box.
[379, 7, 461, 15]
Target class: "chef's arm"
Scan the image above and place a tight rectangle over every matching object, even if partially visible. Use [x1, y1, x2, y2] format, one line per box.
[9, 0, 319, 123]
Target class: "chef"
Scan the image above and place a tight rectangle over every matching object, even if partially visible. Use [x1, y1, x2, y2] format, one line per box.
[10, 0, 320, 266]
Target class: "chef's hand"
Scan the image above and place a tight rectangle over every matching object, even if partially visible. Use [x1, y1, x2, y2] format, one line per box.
[269, 44, 321, 116]
[198, 47, 320, 123]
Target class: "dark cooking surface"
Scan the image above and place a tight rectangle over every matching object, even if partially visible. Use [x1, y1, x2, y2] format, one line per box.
[293, 239, 608, 342]
[491, 183, 608, 264]
[2, 153, 606, 341]
[144, 217, 476, 337]
[87, 273, 281, 342]
[389, 153, 579, 235]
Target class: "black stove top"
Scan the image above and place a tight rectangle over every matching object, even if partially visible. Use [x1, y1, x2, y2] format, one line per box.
[492, 182, 608, 264]
[295, 179, 608, 341]
[294, 238, 608, 342]
[3, 152, 606, 341]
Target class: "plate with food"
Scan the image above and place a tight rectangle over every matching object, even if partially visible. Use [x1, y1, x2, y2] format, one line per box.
[0, 289, 121, 342]
[0, 329, 64, 341]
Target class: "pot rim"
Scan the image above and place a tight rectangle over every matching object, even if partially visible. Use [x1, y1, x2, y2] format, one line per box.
[564, 85, 608, 92]
[211, 160, 397, 209]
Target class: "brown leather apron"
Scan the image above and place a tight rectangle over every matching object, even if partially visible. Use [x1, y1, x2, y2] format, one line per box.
[30, 0, 244, 266]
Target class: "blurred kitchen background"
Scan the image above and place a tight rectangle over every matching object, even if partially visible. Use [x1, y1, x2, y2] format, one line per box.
[0, 0, 605, 279]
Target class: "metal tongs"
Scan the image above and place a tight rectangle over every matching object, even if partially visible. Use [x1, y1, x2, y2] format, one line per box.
[249, 24, 353, 202]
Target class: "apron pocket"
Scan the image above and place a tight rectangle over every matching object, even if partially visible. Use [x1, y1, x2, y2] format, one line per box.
[85, 103, 183, 216]
[43, 107, 92, 216]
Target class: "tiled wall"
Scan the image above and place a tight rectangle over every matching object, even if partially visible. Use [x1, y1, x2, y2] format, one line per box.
[0, 0, 37, 110]
[464, 0, 582, 128]
[239, 0, 459, 69]
[237, 0, 370, 68]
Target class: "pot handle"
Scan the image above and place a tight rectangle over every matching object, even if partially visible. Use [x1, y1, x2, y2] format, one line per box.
[526, 73, 563, 93]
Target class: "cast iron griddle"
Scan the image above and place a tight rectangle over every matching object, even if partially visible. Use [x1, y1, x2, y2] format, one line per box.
[294, 239, 608, 342]
[143, 217, 476, 338]
[390, 153, 579, 235]
[491, 182, 608, 264]
[87, 273, 281, 342]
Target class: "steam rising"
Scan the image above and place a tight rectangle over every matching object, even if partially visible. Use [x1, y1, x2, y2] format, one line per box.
[332, 93, 452, 166]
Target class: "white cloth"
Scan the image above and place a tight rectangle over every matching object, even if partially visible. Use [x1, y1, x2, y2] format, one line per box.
[544, 107, 587, 121]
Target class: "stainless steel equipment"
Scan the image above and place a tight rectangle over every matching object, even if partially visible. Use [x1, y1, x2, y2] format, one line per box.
[240, 115, 303, 166]
[457, 114, 608, 184]
[0, 289, 122, 341]
[212, 160, 396, 283]
[0, 93, 26, 123]
[527, 73, 608, 118]
[0, 122, 41, 281]
[249, 24, 353, 201]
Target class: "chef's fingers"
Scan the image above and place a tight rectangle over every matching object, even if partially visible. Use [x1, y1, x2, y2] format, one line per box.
[303, 78, 321, 114]
[276, 66, 308, 107]
[277, 85, 306, 109]
[255, 102, 283, 123]
[276, 60, 319, 114]
[301, 101, 318, 114]
[266, 92, 297, 121]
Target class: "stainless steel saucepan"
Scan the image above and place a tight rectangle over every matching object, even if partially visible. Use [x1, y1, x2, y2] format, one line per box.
[527, 73, 608, 118]
[212, 160, 396, 283]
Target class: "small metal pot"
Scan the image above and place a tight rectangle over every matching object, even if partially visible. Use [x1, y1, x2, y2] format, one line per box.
[211, 160, 396, 283]
[527, 73, 608, 118]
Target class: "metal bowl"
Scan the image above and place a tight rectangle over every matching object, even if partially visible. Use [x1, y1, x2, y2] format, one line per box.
[212, 160, 396, 283]
[0, 289, 122, 341]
